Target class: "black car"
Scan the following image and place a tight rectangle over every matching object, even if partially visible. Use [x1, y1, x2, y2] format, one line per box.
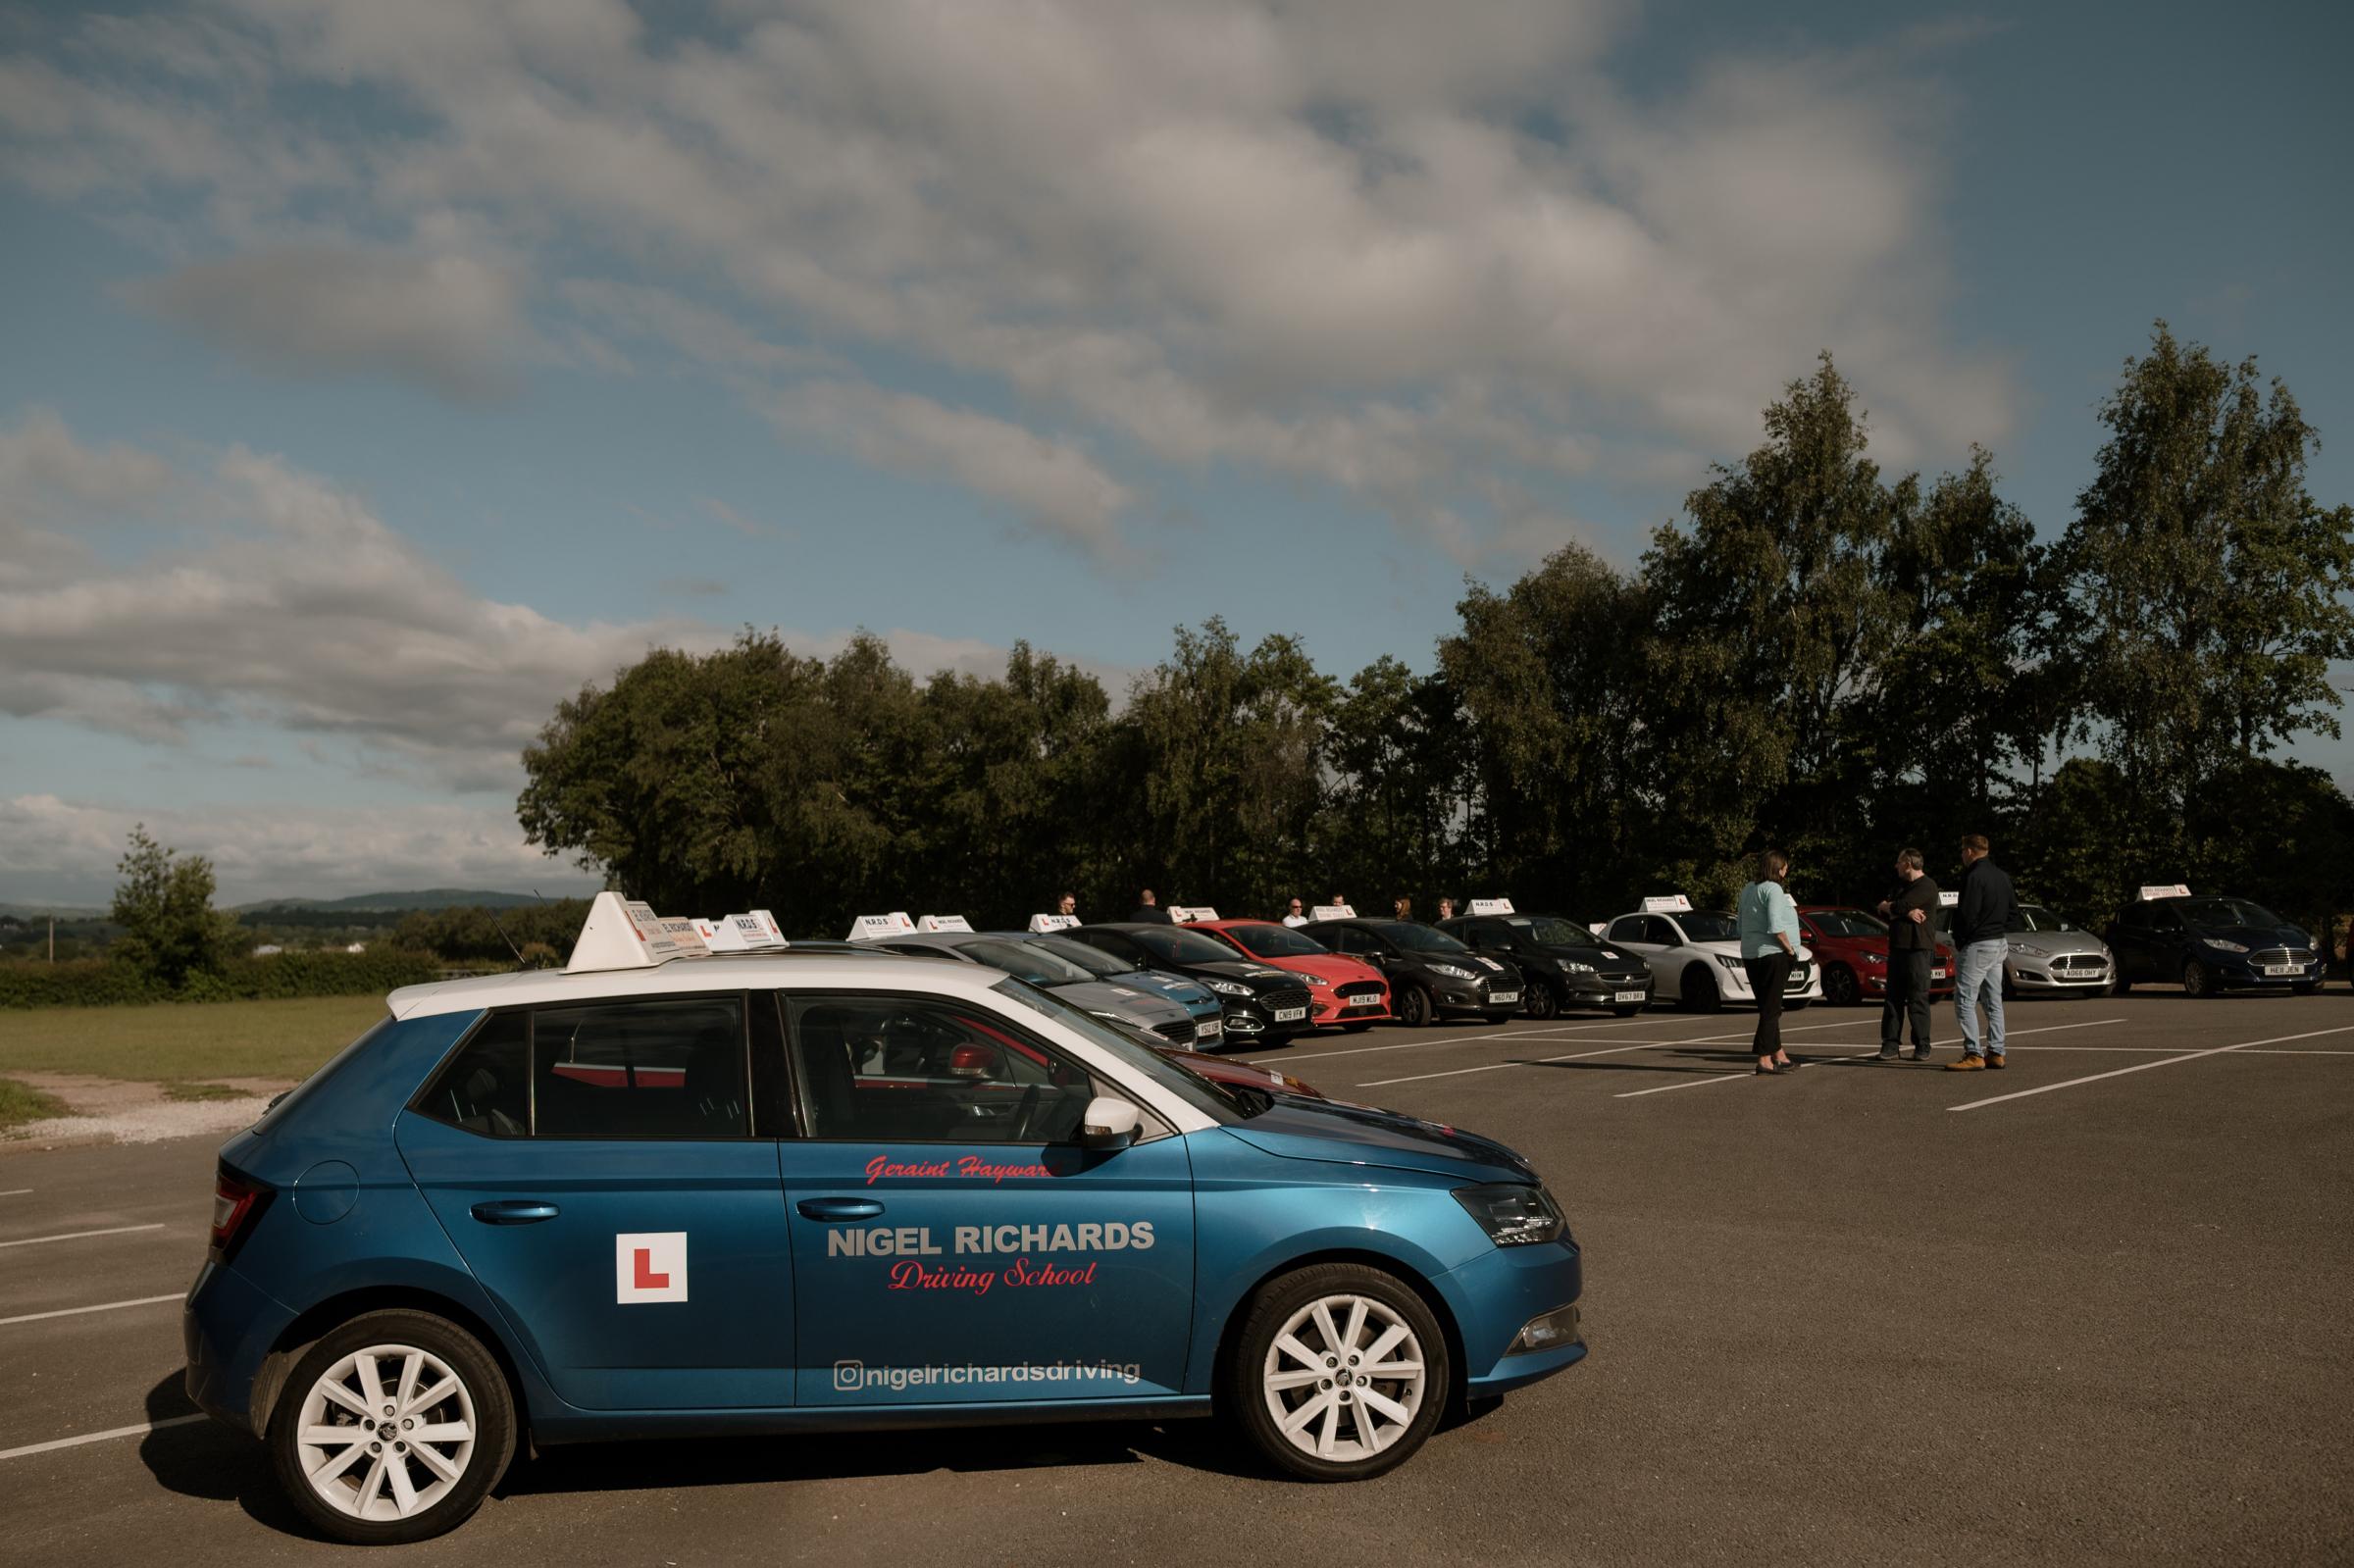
[1063, 924, 1314, 1043]
[2104, 893, 2325, 997]
[1438, 912, 1654, 1018]
[1301, 918, 1520, 1028]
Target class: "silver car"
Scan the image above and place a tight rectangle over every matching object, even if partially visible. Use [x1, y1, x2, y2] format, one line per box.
[2004, 904, 2114, 997]
[867, 930, 1205, 1043]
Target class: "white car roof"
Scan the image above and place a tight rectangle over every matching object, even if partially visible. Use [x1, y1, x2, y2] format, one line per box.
[387, 949, 984, 1020]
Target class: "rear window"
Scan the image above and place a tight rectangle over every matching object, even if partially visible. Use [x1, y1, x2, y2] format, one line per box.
[416, 994, 751, 1139]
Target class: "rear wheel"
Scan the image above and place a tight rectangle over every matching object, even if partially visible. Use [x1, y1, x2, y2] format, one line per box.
[1227, 1262, 1451, 1482]
[2182, 960, 2214, 998]
[269, 1308, 516, 1546]
[1823, 965, 1859, 1007]
[1397, 985, 1434, 1028]
[1681, 964, 1721, 1012]
[1522, 982, 1559, 1021]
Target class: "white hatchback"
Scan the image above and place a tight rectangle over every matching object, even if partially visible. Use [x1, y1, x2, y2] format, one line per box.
[1600, 908, 1822, 1011]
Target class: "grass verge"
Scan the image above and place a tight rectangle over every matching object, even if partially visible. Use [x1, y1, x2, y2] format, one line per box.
[0, 1077, 72, 1132]
[0, 994, 388, 1084]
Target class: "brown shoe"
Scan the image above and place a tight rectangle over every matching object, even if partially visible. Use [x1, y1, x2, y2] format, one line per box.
[1986, 1053, 2007, 1070]
[1945, 1053, 1985, 1071]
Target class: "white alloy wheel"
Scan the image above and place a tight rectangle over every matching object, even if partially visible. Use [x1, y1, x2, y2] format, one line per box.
[294, 1342, 479, 1523]
[1259, 1293, 1427, 1463]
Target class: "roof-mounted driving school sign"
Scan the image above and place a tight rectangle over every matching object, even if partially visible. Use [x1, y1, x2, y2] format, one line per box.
[567, 891, 712, 973]
[917, 914, 974, 933]
[1640, 895, 1692, 914]
[1311, 904, 1355, 921]
[691, 911, 788, 952]
[1027, 913, 1081, 933]
[846, 912, 917, 941]
[1170, 905, 1219, 923]
[1467, 898, 1514, 916]
[2137, 884, 2193, 901]
[1938, 890, 1961, 908]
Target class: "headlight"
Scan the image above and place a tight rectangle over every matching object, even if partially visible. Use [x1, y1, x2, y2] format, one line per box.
[1206, 978, 1253, 996]
[2013, 942, 2049, 959]
[1305, 975, 1333, 987]
[1716, 954, 1746, 971]
[1453, 1184, 1565, 1247]
[1430, 963, 1475, 980]
[1861, 951, 1885, 965]
[1557, 958, 1595, 974]
[2205, 938, 2248, 954]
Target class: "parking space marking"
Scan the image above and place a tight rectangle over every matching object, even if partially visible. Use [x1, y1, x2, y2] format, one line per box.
[1948, 1023, 2354, 1113]
[0, 1292, 184, 1328]
[1817, 1017, 2127, 1065]
[1260, 1014, 1669, 1065]
[1613, 1070, 1750, 1098]
[0, 1224, 167, 1250]
[1359, 1040, 1681, 1088]
[0, 1189, 30, 1198]
[0, 1415, 209, 1462]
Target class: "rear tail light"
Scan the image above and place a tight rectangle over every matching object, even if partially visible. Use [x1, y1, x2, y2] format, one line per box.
[209, 1166, 271, 1261]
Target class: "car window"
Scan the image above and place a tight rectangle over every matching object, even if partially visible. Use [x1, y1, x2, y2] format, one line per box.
[1607, 917, 1645, 943]
[417, 1012, 530, 1138]
[1808, 908, 1889, 937]
[1029, 934, 1131, 977]
[2180, 897, 2278, 928]
[2016, 905, 2074, 934]
[533, 997, 749, 1138]
[1226, 922, 1328, 958]
[956, 937, 1097, 986]
[1647, 917, 1680, 944]
[1676, 912, 1739, 942]
[2148, 904, 2183, 932]
[1125, 925, 1249, 964]
[784, 993, 1096, 1143]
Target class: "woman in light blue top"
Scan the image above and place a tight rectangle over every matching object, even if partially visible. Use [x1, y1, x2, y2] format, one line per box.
[1735, 849, 1802, 1075]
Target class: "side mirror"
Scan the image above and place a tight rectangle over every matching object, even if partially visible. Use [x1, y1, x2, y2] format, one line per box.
[1077, 1095, 1141, 1150]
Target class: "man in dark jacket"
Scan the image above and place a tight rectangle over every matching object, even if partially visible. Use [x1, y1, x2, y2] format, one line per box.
[1128, 888, 1173, 924]
[1946, 835, 2019, 1071]
[1874, 847, 1940, 1062]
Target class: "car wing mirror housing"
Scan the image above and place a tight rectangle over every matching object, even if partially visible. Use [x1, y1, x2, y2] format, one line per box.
[1078, 1095, 1141, 1150]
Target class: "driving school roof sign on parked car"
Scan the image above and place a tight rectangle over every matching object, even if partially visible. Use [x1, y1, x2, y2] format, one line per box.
[846, 912, 917, 941]
[691, 911, 788, 952]
[1640, 895, 1692, 914]
[1468, 898, 1514, 916]
[2137, 884, 2193, 901]
[566, 892, 711, 972]
[1028, 913, 1081, 933]
[1311, 904, 1356, 921]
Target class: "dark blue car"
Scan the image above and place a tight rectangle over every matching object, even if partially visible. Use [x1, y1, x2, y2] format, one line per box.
[185, 896, 1586, 1543]
[2104, 891, 2325, 996]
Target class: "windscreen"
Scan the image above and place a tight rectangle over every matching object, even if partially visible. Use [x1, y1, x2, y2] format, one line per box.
[2016, 905, 2076, 933]
[1029, 935, 1132, 977]
[1807, 908, 1888, 937]
[1508, 915, 1597, 948]
[989, 979, 1258, 1122]
[957, 938, 1096, 986]
[1678, 912, 1740, 942]
[1226, 922, 1329, 958]
[1126, 925, 1250, 965]
[2179, 897, 2280, 929]
[1372, 921, 1472, 954]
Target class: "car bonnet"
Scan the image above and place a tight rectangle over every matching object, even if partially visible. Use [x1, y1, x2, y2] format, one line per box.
[1222, 1098, 1534, 1183]
[1054, 978, 1189, 1025]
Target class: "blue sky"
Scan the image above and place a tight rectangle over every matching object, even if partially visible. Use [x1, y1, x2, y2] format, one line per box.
[3, 0, 2348, 905]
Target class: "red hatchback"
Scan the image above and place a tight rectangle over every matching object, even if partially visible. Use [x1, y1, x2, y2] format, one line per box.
[1187, 918, 1392, 1029]
[1797, 905, 1956, 1007]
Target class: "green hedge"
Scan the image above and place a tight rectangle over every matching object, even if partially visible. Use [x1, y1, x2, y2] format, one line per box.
[0, 949, 443, 1009]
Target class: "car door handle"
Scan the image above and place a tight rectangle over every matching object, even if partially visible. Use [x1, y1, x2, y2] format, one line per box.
[471, 1200, 560, 1225]
[797, 1197, 885, 1221]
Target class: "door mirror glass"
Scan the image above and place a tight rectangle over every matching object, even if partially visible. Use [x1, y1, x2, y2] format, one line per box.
[1077, 1095, 1140, 1149]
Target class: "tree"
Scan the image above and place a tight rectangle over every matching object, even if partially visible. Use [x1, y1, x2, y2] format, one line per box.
[109, 826, 237, 988]
[2059, 323, 2354, 851]
[1319, 656, 1471, 909]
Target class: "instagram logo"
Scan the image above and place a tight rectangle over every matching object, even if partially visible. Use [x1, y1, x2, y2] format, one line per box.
[832, 1359, 864, 1392]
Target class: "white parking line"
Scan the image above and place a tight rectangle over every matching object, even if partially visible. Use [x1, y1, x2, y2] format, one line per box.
[1615, 1071, 1750, 1098]
[0, 1224, 167, 1250]
[0, 1293, 184, 1328]
[1359, 1040, 1673, 1088]
[1818, 1017, 2127, 1064]
[1948, 1024, 2354, 1113]
[1262, 1014, 1673, 1065]
[0, 1189, 31, 1198]
[0, 1414, 208, 1461]
[1614, 1019, 2132, 1098]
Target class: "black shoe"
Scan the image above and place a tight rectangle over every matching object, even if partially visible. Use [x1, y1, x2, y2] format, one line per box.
[1875, 1047, 1900, 1061]
[1908, 1049, 1934, 1063]
[1755, 1062, 1779, 1075]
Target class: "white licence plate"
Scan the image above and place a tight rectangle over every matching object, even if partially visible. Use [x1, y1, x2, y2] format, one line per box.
[1614, 989, 1646, 1003]
[1490, 990, 1520, 1004]
[1348, 994, 1381, 1007]
[1195, 1021, 1222, 1040]
[2263, 964, 2299, 977]
[1272, 1007, 1306, 1022]
[1932, 969, 1949, 980]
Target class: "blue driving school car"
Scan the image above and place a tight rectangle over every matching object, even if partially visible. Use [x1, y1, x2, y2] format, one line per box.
[184, 894, 1587, 1543]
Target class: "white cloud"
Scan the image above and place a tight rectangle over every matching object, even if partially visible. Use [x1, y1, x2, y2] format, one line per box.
[0, 792, 600, 906]
[2, 0, 2015, 562]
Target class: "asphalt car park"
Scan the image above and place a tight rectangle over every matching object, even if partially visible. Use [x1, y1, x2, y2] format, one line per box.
[6, 987, 2350, 1565]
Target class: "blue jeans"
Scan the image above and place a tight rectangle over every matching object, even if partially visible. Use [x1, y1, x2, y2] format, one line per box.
[1956, 938, 2006, 1057]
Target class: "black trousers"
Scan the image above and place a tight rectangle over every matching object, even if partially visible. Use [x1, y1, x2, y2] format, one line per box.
[1880, 948, 1933, 1049]
[1745, 952, 1794, 1056]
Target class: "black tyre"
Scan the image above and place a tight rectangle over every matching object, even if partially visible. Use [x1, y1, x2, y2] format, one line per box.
[269, 1308, 516, 1546]
[2292, 982, 2321, 996]
[2182, 960, 2213, 998]
[1397, 985, 1434, 1028]
[1681, 964, 1720, 1012]
[1823, 964, 1859, 1007]
[1785, 999, 1811, 1012]
[1226, 1261, 1451, 1482]
[1522, 982, 1559, 1021]
[2111, 972, 2131, 995]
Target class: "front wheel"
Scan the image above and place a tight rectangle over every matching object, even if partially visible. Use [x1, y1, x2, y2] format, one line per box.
[1681, 965, 1721, 1012]
[1522, 983, 1559, 1021]
[2111, 972, 2132, 995]
[1228, 1262, 1451, 1482]
[1824, 964, 1859, 1007]
[269, 1308, 517, 1545]
[1397, 985, 1434, 1028]
[2182, 960, 2214, 998]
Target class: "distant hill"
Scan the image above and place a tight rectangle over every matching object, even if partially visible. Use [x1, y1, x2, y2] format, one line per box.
[233, 889, 553, 914]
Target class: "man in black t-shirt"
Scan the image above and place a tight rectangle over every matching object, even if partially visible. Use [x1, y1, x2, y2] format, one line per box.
[1875, 847, 1940, 1061]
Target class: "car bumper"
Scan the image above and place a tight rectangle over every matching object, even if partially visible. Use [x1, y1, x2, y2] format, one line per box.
[183, 1259, 299, 1438]
[1716, 966, 1822, 1003]
[1434, 986, 1513, 1015]
[2210, 957, 2324, 990]
[1222, 999, 1313, 1037]
[1432, 1236, 1588, 1398]
[1853, 964, 1955, 998]
[1557, 974, 1653, 1008]
[2006, 957, 2113, 992]
[1310, 993, 1391, 1025]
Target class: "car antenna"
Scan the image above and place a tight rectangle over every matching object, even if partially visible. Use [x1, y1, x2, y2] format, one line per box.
[486, 908, 526, 966]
